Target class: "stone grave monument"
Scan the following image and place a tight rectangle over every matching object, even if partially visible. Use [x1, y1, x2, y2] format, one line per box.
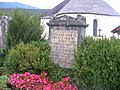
[47, 15, 88, 68]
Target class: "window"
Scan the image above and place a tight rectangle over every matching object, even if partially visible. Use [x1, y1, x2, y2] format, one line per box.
[93, 19, 98, 36]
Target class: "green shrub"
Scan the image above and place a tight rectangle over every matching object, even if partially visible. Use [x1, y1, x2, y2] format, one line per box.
[7, 10, 43, 49]
[73, 37, 120, 90]
[48, 64, 77, 87]
[0, 58, 3, 67]
[0, 75, 11, 90]
[0, 49, 6, 67]
[4, 41, 51, 74]
[0, 49, 7, 76]
[0, 67, 4, 76]
[0, 10, 4, 16]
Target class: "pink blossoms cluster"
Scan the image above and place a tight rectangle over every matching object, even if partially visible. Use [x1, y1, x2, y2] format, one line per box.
[8, 72, 77, 90]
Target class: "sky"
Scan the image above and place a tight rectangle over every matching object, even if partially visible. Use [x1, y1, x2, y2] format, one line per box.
[0, 0, 120, 13]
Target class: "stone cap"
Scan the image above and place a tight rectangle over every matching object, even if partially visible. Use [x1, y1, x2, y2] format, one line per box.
[47, 15, 89, 27]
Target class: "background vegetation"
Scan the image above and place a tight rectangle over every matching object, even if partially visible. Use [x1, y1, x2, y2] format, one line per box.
[0, 8, 49, 16]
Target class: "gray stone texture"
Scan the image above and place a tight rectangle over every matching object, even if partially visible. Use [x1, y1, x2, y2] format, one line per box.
[44, 0, 120, 16]
[47, 15, 88, 68]
[0, 16, 9, 48]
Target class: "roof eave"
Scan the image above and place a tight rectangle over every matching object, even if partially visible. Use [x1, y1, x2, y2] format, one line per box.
[56, 12, 120, 17]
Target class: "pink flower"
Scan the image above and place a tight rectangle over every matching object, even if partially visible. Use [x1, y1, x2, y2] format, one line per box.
[73, 86, 78, 90]
[43, 84, 52, 90]
[43, 78, 48, 84]
[64, 76, 70, 81]
[8, 72, 77, 90]
[24, 72, 30, 76]
[43, 71, 47, 76]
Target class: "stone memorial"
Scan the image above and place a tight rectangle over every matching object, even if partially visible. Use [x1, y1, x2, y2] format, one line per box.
[47, 15, 88, 68]
[0, 16, 9, 48]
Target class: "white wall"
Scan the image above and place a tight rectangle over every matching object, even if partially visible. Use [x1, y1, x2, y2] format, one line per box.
[41, 14, 120, 39]
[41, 18, 50, 39]
[83, 14, 120, 38]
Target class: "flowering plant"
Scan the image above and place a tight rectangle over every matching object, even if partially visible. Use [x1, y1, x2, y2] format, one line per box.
[8, 72, 77, 90]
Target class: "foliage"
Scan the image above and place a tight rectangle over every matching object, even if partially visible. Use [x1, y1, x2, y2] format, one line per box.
[48, 64, 79, 89]
[73, 37, 120, 90]
[0, 75, 11, 90]
[0, 8, 49, 16]
[6, 10, 44, 49]
[4, 41, 51, 74]
[0, 49, 6, 67]
[8, 72, 77, 90]
[0, 9, 5, 16]
[0, 67, 4, 76]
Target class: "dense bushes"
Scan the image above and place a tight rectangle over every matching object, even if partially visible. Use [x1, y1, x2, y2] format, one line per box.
[0, 10, 4, 16]
[0, 49, 6, 67]
[4, 41, 51, 74]
[74, 37, 120, 90]
[48, 64, 77, 85]
[7, 10, 43, 48]
[0, 75, 11, 90]
[0, 49, 6, 75]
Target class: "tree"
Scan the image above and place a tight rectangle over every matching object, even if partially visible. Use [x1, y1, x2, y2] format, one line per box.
[0, 10, 4, 16]
[7, 10, 44, 48]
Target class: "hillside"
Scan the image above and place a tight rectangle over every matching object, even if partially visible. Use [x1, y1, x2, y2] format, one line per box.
[0, 2, 38, 9]
[0, 2, 50, 16]
[0, 8, 50, 16]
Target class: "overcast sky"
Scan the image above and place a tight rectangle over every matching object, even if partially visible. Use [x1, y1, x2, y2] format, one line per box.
[0, 0, 120, 13]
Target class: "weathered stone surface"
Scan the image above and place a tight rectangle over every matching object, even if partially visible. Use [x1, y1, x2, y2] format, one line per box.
[47, 15, 88, 68]
[50, 29, 78, 67]
[0, 16, 9, 48]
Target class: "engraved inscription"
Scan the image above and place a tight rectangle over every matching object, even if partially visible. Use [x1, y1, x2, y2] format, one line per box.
[50, 29, 78, 67]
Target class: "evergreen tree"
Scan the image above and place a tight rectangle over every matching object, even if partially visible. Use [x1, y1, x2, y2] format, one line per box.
[0, 10, 4, 16]
[7, 10, 43, 48]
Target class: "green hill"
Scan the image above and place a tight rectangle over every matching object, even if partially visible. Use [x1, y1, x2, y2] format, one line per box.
[0, 2, 38, 9]
[0, 8, 50, 16]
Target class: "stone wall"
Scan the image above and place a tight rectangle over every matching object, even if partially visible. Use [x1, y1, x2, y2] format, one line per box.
[47, 15, 88, 68]
[0, 16, 9, 48]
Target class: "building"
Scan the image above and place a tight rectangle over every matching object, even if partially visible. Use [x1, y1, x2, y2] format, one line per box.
[111, 25, 120, 38]
[41, 0, 120, 39]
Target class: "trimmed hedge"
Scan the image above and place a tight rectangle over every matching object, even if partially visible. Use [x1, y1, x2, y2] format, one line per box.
[4, 41, 51, 74]
[74, 37, 120, 90]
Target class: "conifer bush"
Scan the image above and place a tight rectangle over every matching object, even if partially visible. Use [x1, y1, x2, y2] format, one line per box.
[74, 37, 120, 90]
[7, 10, 43, 49]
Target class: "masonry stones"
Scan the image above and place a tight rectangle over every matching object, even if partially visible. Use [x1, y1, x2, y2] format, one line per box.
[47, 15, 88, 68]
